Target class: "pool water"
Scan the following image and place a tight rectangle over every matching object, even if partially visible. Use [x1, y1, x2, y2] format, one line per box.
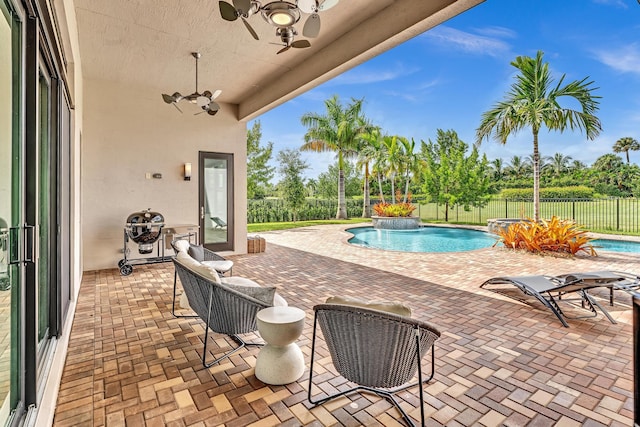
[347, 226, 498, 253]
[592, 239, 640, 253]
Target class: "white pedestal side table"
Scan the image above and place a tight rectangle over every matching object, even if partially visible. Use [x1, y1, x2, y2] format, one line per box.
[255, 306, 306, 385]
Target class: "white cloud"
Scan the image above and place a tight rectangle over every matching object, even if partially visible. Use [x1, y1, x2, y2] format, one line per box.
[422, 26, 512, 57]
[593, 43, 640, 74]
[473, 26, 517, 39]
[592, 0, 628, 9]
[327, 63, 419, 86]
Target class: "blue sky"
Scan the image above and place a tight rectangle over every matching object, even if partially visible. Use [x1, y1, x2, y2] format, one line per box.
[251, 0, 640, 179]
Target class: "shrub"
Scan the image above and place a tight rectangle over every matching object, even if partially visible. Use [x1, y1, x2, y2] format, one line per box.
[500, 186, 594, 200]
[495, 216, 596, 256]
[372, 202, 416, 217]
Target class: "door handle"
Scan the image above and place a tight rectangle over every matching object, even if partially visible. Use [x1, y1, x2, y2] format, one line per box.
[200, 206, 204, 220]
[24, 225, 35, 264]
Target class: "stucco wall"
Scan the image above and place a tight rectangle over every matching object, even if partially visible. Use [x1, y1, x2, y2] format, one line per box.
[82, 78, 247, 271]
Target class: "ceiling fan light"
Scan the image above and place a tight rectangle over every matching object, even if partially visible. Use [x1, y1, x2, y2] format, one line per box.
[196, 95, 210, 107]
[271, 10, 294, 26]
[262, 2, 300, 27]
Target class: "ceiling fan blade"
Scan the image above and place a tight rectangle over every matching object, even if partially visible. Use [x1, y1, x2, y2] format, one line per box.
[318, 0, 338, 11]
[219, 1, 238, 21]
[162, 93, 174, 104]
[232, 0, 251, 14]
[212, 89, 222, 99]
[302, 14, 320, 38]
[277, 45, 291, 54]
[297, 0, 316, 14]
[172, 103, 183, 114]
[209, 102, 221, 112]
[207, 108, 219, 116]
[241, 17, 259, 40]
[292, 39, 311, 49]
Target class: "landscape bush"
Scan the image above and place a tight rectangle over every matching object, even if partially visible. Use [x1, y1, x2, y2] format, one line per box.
[500, 186, 594, 200]
[495, 216, 596, 256]
[248, 198, 362, 223]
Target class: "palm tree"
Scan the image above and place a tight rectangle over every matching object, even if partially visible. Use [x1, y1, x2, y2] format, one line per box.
[301, 96, 368, 219]
[399, 137, 419, 202]
[613, 137, 640, 164]
[476, 50, 601, 221]
[357, 126, 383, 217]
[382, 135, 403, 200]
[490, 158, 505, 181]
[548, 153, 573, 178]
[506, 155, 529, 180]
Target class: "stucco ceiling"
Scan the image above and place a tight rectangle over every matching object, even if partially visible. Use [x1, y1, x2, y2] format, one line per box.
[73, 0, 484, 120]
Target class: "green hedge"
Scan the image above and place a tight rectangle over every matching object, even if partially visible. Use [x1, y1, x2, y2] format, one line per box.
[248, 199, 362, 223]
[500, 186, 594, 200]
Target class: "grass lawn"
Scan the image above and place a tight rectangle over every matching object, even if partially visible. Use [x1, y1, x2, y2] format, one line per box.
[248, 218, 370, 233]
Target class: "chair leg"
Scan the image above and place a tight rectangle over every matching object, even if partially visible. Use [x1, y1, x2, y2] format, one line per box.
[580, 290, 617, 324]
[172, 269, 197, 318]
[307, 315, 432, 427]
[202, 333, 264, 368]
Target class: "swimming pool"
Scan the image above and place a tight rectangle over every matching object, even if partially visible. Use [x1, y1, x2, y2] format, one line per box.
[347, 226, 498, 253]
[592, 239, 640, 253]
[347, 226, 640, 254]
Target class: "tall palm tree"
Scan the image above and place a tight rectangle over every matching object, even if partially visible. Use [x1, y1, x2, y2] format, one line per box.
[490, 158, 505, 181]
[613, 136, 640, 164]
[399, 137, 419, 202]
[357, 126, 383, 217]
[476, 50, 601, 221]
[382, 135, 403, 200]
[301, 96, 368, 219]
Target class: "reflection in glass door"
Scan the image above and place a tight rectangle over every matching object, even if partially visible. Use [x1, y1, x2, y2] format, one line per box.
[200, 152, 234, 251]
[0, 0, 21, 423]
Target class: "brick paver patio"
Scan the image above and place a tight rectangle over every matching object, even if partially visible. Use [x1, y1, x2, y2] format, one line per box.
[53, 224, 638, 426]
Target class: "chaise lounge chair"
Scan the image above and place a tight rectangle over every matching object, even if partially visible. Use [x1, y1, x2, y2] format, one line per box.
[555, 271, 640, 304]
[211, 216, 227, 229]
[480, 274, 618, 327]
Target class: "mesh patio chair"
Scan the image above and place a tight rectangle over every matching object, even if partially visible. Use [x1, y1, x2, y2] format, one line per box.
[480, 274, 618, 327]
[556, 270, 640, 304]
[173, 259, 270, 367]
[308, 303, 441, 427]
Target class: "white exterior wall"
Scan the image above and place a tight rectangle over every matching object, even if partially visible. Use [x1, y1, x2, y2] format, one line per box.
[81, 78, 247, 271]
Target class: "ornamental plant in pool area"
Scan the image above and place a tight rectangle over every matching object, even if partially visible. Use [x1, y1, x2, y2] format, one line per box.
[495, 216, 596, 256]
[373, 191, 417, 217]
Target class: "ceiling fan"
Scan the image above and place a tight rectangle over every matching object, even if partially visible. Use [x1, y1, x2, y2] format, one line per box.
[218, 0, 339, 53]
[161, 52, 222, 116]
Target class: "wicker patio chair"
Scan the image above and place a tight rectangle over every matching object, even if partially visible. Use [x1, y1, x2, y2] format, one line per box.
[173, 258, 271, 367]
[170, 239, 233, 317]
[308, 303, 441, 427]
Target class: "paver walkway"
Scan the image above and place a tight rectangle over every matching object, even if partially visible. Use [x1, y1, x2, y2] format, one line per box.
[53, 224, 638, 426]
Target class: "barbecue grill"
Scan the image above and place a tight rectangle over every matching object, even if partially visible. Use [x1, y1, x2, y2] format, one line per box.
[125, 208, 165, 254]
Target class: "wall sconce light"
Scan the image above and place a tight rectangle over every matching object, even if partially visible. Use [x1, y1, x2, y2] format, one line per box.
[184, 163, 192, 181]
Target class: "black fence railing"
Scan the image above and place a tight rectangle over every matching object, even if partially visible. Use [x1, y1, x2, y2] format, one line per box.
[416, 198, 640, 234]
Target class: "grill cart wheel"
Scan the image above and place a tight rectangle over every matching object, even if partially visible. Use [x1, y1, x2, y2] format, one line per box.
[118, 259, 127, 268]
[120, 264, 133, 276]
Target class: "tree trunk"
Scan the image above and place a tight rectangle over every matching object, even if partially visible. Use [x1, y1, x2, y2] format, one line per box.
[337, 163, 347, 219]
[362, 163, 371, 218]
[377, 173, 385, 203]
[390, 173, 395, 202]
[445, 201, 449, 222]
[532, 130, 540, 222]
[626, 150, 630, 164]
[403, 171, 410, 203]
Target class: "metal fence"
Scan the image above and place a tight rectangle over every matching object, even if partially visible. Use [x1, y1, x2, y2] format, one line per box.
[416, 198, 640, 235]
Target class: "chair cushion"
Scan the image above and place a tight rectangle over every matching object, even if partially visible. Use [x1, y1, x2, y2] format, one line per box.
[188, 244, 205, 262]
[221, 277, 288, 307]
[325, 295, 412, 317]
[220, 282, 276, 305]
[173, 239, 190, 253]
[192, 263, 222, 284]
[202, 260, 234, 273]
[176, 250, 201, 269]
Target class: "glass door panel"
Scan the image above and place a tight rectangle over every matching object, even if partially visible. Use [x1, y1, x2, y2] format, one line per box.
[0, 0, 21, 423]
[37, 70, 50, 345]
[200, 152, 234, 251]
